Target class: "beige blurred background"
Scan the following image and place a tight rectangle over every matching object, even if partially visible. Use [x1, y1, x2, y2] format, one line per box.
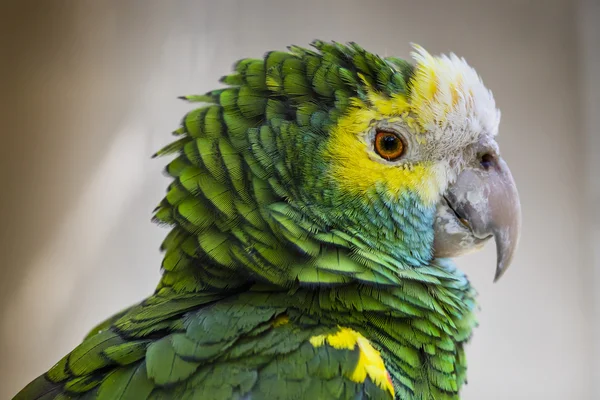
[1, 0, 599, 399]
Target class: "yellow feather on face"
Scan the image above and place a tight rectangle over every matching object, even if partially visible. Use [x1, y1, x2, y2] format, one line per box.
[325, 45, 500, 206]
[325, 94, 443, 207]
[409, 44, 500, 149]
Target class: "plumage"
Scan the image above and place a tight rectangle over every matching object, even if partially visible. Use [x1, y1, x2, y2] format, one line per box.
[14, 40, 519, 400]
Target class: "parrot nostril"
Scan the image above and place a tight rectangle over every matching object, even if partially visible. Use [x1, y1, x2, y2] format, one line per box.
[480, 153, 495, 170]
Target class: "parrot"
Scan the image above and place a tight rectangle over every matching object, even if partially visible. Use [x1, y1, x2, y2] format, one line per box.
[14, 40, 521, 400]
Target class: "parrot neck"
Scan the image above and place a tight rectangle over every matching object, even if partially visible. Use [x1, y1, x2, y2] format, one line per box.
[156, 189, 439, 290]
[283, 257, 477, 332]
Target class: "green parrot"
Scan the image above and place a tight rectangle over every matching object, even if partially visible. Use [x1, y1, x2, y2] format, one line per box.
[14, 40, 521, 400]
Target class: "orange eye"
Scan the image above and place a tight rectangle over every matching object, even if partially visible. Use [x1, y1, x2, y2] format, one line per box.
[374, 131, 405, 161]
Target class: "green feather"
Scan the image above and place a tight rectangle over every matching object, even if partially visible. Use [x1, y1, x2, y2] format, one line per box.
[97, 362, 153, 400]
[146, 338, 200, 385]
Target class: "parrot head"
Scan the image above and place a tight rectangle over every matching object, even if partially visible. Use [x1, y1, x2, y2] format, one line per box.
[266, 42, 521, 281]
[156, 41, 521, 288]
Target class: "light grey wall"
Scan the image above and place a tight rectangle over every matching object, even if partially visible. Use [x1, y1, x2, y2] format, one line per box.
[0, 1, 592, 399]
[579, 0, 600, 398]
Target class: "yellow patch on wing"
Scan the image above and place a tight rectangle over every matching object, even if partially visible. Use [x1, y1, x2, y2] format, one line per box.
[309, 327, 395, 397]
[271, 314, 289, 327]
[325, 95, 440, 206]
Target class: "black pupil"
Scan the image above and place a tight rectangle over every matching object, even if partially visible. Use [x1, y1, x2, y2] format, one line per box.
[381, 134, 398, 151]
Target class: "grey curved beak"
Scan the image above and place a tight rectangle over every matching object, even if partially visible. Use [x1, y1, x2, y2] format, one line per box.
[442, 157, 521, 281]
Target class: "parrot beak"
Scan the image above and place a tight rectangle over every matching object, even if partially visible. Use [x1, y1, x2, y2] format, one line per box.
[433, 155, 521, 281]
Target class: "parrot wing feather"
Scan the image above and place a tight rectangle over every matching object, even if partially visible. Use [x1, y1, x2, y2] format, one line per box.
[14, 291, 394, 400]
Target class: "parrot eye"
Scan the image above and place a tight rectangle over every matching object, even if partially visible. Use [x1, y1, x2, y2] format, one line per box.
[374, 130, 405, 161]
